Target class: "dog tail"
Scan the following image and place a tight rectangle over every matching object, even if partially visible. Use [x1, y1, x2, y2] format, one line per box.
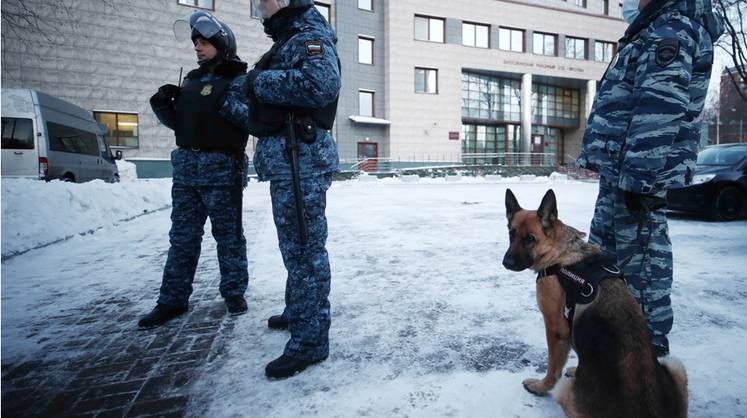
[659, 356, 688, 417]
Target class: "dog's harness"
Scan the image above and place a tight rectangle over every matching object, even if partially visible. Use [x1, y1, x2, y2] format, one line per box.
[537, 254, 625, 328]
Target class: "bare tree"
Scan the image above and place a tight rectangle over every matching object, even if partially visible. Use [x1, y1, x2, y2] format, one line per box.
[715, 0, 747, 101]
[1, 0, 127, 44]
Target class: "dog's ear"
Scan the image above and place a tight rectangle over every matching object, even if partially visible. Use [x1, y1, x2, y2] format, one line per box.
[505, 188, 522, 224]
[537, 189, 558, 233]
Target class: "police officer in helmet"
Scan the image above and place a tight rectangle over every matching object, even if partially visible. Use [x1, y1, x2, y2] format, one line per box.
[139, 10, 253, 328]
[244, 0, 340, 378]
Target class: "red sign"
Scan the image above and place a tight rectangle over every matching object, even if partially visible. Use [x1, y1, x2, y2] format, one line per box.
[448, 131, 459, 140]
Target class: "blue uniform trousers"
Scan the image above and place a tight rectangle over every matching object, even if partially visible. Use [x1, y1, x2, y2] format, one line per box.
[589, 176, 673, 350]
[270, 175, 332, 361]
[158, 182, 248, 307]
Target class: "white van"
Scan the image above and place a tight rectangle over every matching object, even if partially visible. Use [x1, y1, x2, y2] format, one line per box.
[1, 88, 121, 183]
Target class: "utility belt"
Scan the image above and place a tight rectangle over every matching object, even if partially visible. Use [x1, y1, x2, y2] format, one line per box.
[179, 143, 247, 171]
[179, 145, 244, 156]
[248, 101, 336, 142]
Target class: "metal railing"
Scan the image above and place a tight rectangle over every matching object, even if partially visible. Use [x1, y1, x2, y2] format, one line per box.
[556, 154, 599, 180]
[346, 152, 558, 173]
[461, 152, 557, 167]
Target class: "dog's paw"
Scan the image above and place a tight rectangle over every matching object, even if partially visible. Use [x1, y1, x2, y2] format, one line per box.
[564, 367, 576, 378]
[522, 378, 551, 396]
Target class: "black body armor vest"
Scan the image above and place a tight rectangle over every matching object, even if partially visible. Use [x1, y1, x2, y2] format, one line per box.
[174, 73, 247, 152]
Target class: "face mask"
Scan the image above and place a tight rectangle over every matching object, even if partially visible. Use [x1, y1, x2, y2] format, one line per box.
[622, 0, 640, 24]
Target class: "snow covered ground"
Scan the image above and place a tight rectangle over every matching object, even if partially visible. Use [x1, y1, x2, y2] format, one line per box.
[2, 175, 746, 417]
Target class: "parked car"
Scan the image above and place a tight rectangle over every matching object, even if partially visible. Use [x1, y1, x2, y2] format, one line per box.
[1, 88, 122, 183]
[667, 143, 747, 221]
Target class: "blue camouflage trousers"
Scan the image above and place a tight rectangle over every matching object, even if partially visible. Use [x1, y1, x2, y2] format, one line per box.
[589, 176, 673, 350]
[158, 183, 248, 307]
[270, 175, 332, 362]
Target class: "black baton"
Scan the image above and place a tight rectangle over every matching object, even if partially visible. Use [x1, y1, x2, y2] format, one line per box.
[285, 113, 308, 246]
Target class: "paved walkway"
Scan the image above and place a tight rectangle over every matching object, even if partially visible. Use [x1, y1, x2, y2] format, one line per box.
[2, 190, 272, 417]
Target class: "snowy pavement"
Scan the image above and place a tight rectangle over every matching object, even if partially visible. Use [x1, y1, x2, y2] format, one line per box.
[2, 177, 747, 417]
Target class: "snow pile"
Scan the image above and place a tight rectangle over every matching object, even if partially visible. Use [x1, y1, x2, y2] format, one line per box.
[116, 159, 139, 181]
[1, 178, 172, 257]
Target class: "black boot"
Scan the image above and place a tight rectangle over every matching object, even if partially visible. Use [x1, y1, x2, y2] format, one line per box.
[267, 314, 288, 330]
[265, 354, 327, 379]
[138, 304, 188, 329]
[225, 295, 248, 316]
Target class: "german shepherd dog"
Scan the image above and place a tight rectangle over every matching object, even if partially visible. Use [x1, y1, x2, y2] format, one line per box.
[502, 188, 688, 418]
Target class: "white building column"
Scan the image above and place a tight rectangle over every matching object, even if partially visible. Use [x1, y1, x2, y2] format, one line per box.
[585, 79, 597, 119]
[521, 73, 533, 165]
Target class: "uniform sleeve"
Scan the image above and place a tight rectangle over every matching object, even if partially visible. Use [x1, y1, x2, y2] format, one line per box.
[251, 31, 341, 109]
[218, 74, 251, 135]
[618, 20, 697, 194]
[150, 95, 177, 131]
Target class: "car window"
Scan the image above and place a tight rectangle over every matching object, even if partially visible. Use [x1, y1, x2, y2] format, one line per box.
[47, 122, 100, 156]
[1, 117, 34, 150]
[697, 146, 747, 166]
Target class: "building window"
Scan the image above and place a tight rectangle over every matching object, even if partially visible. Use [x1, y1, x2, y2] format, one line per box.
[499, 27, 524, 52]
[358, 0, 373, 11]
[603, 0, 610, 15]
[461, 124, 505, 163]
[2, 117, 34, 150]
[359, 90, 374, 117]
[594, 41, 615, 62]
[575, 0, 586, 7]
[565, 37, 587, 60]
[177, 0, 214, 10]
[358, 36, 374, 64]
[315, 2, 330, 22]
[462, 22, 489, 48]
[94, 112, 139, 148]
[533, 32, 557, 56]
[414, 15, 445, 43]
[461, 72, 522, 122]
[415, 68, 438, 94]
[532, 83, 580, 122]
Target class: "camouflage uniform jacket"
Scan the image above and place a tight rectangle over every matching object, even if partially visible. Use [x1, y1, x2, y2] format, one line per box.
[578, 0, 724, 194]
[247, 6, 341, 182]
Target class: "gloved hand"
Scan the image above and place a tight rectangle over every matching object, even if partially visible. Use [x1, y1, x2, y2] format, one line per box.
[624, 191, 667, 213]
[150, 84, 180, 107]
[241, 70, 261, 97]
[157, 84, 180, 101]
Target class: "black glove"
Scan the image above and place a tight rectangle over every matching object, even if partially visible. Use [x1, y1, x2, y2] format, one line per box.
[624, 191, 667, 213]
[150, 84, 180, 107]
[241, 70, 261, 97]
[158, 84, 180, 100]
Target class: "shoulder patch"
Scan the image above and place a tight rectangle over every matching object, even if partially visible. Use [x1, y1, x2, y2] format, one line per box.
[655, 38, 680, 67]
[305, 41, 324, 56]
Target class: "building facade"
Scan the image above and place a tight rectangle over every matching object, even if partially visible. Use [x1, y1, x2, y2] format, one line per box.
[715, 67, 747, 144]
[2, 0, 628, 172]
[336, 0, 628, 166]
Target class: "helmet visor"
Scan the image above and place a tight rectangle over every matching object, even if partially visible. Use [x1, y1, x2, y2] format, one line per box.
[173, 10, 224, 43]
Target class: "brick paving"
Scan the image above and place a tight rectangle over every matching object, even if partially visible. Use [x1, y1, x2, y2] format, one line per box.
[2, 277, 237, 418]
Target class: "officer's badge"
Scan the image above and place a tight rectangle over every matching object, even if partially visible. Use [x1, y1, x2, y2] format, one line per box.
[305, 41, 323, 56]
[200, 84, 213, 96]
[655, 38, 680, 67]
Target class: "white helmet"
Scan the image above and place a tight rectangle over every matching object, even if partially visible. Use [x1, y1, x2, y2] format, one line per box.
[251, 0, 312, 20]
